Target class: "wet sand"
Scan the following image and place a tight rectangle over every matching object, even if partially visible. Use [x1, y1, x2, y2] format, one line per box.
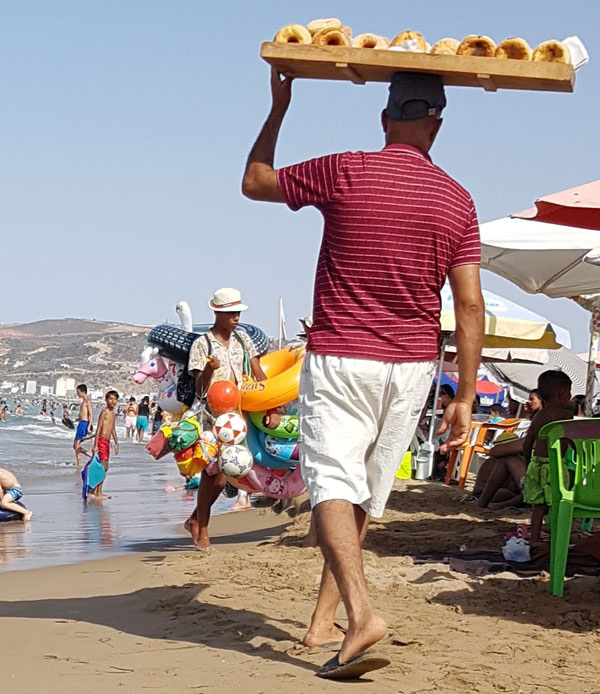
[1, 480, 600, 693]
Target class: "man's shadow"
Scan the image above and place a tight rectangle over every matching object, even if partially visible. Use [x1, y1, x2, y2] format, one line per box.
[0, 582, 316, 672]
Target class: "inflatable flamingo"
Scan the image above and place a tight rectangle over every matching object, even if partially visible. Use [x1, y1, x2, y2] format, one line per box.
[133, 351, 185, 414]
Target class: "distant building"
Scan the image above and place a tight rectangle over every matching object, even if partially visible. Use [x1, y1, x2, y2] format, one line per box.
[25, 380, 37, 395]
[55, 377, 76, 398]
[40, 385, 53, 396]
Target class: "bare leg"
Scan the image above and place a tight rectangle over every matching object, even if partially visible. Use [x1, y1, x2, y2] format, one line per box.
[93, 460, 111, 500]
[194, 470, 226, 551]
[302, 505, 368, 646]
[74, 440, 83, 468]
[472, 456, 497, 496]
[530, 504, 548, 544]
[300, 512, 319, 548]
[230, 489, 251, 512]
[312, 500, 387, 663]
[477, 457, 510, 508]
[1, 498, 32, 521]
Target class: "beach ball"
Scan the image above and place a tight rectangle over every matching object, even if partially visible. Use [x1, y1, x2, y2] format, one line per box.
[214, 412, 247, 445]
[219, 444, 253, 478]
[206, 381, 240, 415]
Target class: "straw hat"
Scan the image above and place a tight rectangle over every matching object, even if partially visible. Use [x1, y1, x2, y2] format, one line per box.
[208, 288, 249, 312]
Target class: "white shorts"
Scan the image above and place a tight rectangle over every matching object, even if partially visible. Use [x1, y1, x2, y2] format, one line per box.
[125, 416, 136, 428]
[299, 353, 435, 518]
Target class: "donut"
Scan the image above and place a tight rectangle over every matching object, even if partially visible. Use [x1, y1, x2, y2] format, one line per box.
[390, 30, 427, 52]
[532, 40, 571, 63]
[430, 38, 459, 55]
[312, 27, 351, 47]
[306, 18, 342, 36]
[495, 38, 532, 60]
[456, 35, 497, 57]
[273, 24, 312, 44]
[352, 33, 390, 50]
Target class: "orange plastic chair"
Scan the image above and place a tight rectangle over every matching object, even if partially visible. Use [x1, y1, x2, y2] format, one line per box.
[444, 418, 521, 489]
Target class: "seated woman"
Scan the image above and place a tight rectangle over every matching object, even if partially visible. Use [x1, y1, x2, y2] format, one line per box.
[473, 389, 542, 508]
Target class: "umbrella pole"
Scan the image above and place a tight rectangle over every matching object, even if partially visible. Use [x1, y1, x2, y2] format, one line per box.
[585, 329, 598, 416]
[428, 336, 448, 444]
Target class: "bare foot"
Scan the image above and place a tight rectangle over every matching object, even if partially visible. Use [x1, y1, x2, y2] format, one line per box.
[338, 614, 387, 664]
[95, 494, 111, 501]
[23, 511, 33, 522]
[302, 622, 345, 648]
[230, 501, 251, 512]
[195, 534, 211, 554]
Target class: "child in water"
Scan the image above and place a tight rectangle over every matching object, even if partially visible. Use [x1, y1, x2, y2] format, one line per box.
[0, 468, 32, 521]
[91, 390, 119, 500]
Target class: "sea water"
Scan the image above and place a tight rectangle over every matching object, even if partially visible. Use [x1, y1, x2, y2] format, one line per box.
[0, 407, 233, 572]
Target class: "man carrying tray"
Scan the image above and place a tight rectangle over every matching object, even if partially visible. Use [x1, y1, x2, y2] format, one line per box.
[242, 70, 484, 680]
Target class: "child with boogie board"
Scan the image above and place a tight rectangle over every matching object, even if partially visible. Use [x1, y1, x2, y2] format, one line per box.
[86, 390, 119, 500]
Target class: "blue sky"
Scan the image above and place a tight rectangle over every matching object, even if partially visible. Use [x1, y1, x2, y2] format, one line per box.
[1, 0, 598, 351]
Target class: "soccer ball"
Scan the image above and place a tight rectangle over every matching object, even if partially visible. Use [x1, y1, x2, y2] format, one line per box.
[219, 444, 254, 478]
[214, 412, 247, 445]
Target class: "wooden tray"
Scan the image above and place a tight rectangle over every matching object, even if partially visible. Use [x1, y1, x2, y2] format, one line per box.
[261, 42, 575, 93]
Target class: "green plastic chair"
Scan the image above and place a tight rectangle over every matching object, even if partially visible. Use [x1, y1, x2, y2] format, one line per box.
[539, 418, 600, 597]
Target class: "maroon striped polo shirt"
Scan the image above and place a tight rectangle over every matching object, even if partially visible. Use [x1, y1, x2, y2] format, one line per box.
[277, 144, 480, 362]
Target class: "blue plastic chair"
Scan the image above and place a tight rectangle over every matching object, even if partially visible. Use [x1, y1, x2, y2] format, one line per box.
[539, 418, 600, 597]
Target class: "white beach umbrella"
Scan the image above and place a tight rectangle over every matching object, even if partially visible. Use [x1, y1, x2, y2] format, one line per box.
[481, 200, 600, 412]
[480, 216, 600, 298]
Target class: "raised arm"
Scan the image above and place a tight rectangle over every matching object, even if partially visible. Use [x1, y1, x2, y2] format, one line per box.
[437, 263, 484, 450]
[241, 68, 292, 202]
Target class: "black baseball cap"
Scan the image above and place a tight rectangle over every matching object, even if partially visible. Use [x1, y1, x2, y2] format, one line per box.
[386, 72, 447, 122]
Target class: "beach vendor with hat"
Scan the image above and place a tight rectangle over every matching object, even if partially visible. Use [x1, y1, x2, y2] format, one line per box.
[242, 70, 484, 679]
[185, 287, 281, 552]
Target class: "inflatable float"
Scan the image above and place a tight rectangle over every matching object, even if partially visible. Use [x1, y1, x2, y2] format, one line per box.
[0, 502, 27, 522]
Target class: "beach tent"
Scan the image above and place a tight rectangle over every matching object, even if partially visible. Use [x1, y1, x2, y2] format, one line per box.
[481, 179, 600, 411]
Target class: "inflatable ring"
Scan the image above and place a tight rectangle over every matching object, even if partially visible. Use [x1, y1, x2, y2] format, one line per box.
[248, 411, 298, 438]
[430, 38, 459, 55]
[147, 323, 269, 365]
[352, 34, 389, 50]
[274, 24, 312, 44]
[390, 30, 427, 52]
[245, 419, 297, 470]
[495, 38, 532, 60]
[456, 35, 497, 57]
[259, 431, 298, 462]
[532, 40, 570, 64]
[240, 346, 305, 412]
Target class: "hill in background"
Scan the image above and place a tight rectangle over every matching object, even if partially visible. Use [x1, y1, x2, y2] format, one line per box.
[0, 318, 152, 397]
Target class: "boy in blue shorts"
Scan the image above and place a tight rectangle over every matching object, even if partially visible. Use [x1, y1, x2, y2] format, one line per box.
[73, 384, 93, 468]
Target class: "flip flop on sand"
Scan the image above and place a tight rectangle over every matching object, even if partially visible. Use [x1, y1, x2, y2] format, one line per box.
[317, 651, 390, 680]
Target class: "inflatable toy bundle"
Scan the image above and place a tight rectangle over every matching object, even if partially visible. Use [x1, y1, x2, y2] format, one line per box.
[137, 300, 308, 499]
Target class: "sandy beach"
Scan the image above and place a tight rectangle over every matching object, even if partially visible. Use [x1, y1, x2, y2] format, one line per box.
[2, 479, 600, 693]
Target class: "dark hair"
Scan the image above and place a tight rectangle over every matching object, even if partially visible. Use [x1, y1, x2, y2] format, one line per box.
[489, 404, 502, 415]
[440, 384, 455, 399]
[572, 394, 586, 415]
[141, 396, 149, 404]
[105, 390, 119, 400]
[529, 389, 541, 400]
[77, 384, 87, 394]
[129, 397, 136, 402]
[537, 370, 572, 402]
